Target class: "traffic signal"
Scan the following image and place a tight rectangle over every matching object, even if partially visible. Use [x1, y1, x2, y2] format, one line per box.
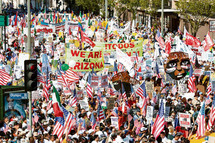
[24, 60, 37, 92]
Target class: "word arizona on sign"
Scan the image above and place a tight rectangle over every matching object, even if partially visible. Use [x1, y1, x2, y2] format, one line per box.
[65, 49, 104, 71]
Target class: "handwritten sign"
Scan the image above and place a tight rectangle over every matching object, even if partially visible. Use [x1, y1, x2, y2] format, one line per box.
[179, 113, 191, 128]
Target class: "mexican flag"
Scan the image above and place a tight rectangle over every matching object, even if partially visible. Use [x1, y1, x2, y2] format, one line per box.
[52, 86, 63, 117]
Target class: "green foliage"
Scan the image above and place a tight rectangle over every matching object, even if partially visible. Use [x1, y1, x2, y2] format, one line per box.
[140, 0, 168, 16]
[75, 0, 101, 13]
[176, 0, 215, 36]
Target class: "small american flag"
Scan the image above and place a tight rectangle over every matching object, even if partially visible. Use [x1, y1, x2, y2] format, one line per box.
[62, 106, 76, 134]
[155, 29, 165, 49]
[114, 61, 118, 75]
[207, 96, 215, 130]
[42, 84, 49, 101]
[90, 113, 96, 130]
[37, 68, 44, 84]
[152, 99, 165, 139]
[196, 102, 205, 139]
[0, 69, 11, 85]
[155, 62, 164, 87]
[121, 83, 127, 100]
[57, 68, 69, 88]
[206, 83, 212, 97]
[52, 117, 65, 141]
[69, 89, 78, 107]
[86, 73, 93, 98]
[97, 101, 105, 121]
[65, 68, 79, 84]
[107, 83, 115, 96]
[188, 65, 196, 93]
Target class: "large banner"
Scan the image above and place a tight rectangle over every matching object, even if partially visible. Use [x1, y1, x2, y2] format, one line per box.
[65, 48, 104, 71]
[94, 40, 143, 56]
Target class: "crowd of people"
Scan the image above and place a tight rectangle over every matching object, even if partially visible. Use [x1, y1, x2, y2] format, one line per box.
[0, 10, 213, 143]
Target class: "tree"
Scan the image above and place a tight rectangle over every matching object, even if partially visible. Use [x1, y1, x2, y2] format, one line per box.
[74, 0, 101, 14]
[176, 0, 215, 36]
[114, 0, 140, 20]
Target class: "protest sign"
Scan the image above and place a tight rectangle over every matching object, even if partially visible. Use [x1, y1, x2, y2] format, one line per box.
[182, 93, 195, 100]
[111, 117, 119, 129]
[179, 113, 191, 128]
[145, 82, 154, 93]
[146, 106, 153, 124]
[101, 75, 108, 88]
[32, 90, 42, 100]
[107, 97, 117, 110]
[94, 40, 143, 56]
[79, 99, 89, 111]
[178, 83, 187, 95]
[18, 53, 30, 70]
[91, 75, 99, 87]
[164, 106, 170, 120]
[65, 49, 104, 71]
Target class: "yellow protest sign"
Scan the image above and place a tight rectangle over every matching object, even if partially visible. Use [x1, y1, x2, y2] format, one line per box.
[65, 49, 104, 71]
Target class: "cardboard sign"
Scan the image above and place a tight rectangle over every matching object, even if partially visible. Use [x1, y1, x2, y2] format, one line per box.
[146, 106, 153, 124]
[145, 82, 154, 93]
[111, 117, 119, 129]
[178, 83, 187, 95]
[79, 99, 89, 111]
[107, 97, 117, 110]
[179, 113, 191, 128]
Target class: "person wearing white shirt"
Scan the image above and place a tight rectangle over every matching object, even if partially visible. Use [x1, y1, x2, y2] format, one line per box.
[160, 132, 169, 143]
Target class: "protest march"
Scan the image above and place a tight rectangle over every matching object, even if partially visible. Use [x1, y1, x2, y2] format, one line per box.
[0, 8, 215, 143]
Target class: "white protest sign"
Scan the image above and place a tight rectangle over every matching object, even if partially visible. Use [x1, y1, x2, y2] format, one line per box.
[116, 47, 134, 77]
[178, 83, 187, 95]
[18, 53, 30, 70]
[32, 90, 42, 100]
[145, 82, 154, 93]
[14, 65, 22, 79]
[111, 117, 119, 129]
[79, 99, 89, 111]
[146, 106, 153, 124]
[182, 93, 195, 100]
[179, 113, 191, 128]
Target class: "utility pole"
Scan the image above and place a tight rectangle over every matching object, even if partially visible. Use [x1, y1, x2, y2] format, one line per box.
[161, 0, 164, 37]
[105, 0, 108, 21]
[27, 0, 32, 137]
[0, 0, 2, 42]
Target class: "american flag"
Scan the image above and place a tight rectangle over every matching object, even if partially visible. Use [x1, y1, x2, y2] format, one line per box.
[69, 88, 78, 107]
[97, 101, 105, 121]
[130, 84, 135, 99]
[114, 61, 118, 75]
[188, 65, 196, 93]
[152, 99, 165, 139]
[107, 83, 115, 96]
[37, 68, 44, 84]
[52, 117, 64, 141]
[121, 83, 127, 100]
[112, 107, 118, 117]
[206, 83, 212, 97]
[62, 106, 76, 134]
[42, 84, 49, 101]
[86, 73, 93, 98]
[90, 113, 96, 130]
[155, 29, 165, 49]
[57, 68, 69, 88]
[65, 68, 79, 84]
[118, 63, 123, 72]
[155, 62, 164, 87]
[46, 100, 52, 111]
[0, 69, 11, 85]
[196, 102, 205, 139]
[136, 82, 147, 101]
[207, 96, 215, 130]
